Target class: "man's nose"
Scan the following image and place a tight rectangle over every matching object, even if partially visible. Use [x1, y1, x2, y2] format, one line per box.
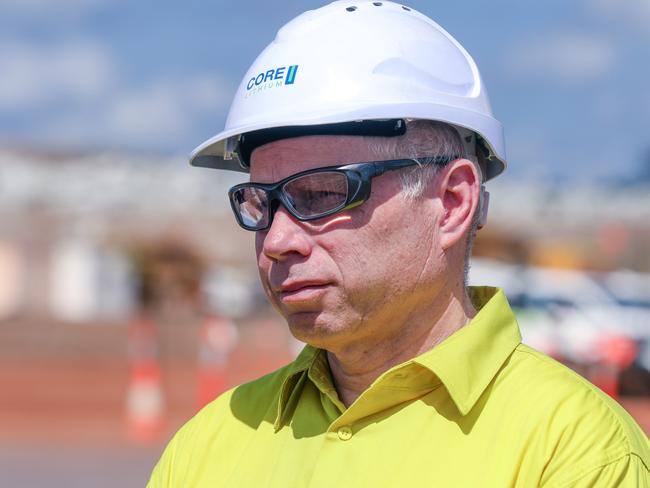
[260, 207, 312, 261]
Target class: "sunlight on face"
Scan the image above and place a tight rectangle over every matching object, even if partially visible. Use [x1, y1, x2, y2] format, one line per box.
[251, 135, 445, 353]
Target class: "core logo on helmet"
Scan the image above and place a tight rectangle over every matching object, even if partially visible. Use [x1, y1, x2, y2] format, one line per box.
[245, 65, 299, 98]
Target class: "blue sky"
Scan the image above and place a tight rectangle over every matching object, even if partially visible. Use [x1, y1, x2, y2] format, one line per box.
[2, 0, 649, 183]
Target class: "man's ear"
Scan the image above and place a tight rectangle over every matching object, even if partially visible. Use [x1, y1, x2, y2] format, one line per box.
[436, 159, 481, 251]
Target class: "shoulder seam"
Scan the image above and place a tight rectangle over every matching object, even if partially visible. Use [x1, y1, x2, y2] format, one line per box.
[553, 450, 650, 488]
[630, 451, 650, 475]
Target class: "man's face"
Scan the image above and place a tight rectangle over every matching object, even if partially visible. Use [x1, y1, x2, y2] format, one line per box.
[250, 135, 446, 352]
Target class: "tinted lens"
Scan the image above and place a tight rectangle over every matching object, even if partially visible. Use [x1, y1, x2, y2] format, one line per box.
[282, 171, 348, 217]
[232, 187, 269, 229]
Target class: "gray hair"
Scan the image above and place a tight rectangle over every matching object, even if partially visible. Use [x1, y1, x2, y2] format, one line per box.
[367, 119, 482, 287]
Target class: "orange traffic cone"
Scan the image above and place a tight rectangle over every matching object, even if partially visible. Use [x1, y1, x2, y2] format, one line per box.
[126, 314, 164, 443]
[196, 314, 239, 410]
[593, 334, 638, 400]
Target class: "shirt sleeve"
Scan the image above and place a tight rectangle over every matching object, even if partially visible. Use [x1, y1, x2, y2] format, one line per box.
[564, 453, 649, 488]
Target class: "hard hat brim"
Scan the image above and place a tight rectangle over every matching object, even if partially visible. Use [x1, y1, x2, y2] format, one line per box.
[190, 103, 507, 181]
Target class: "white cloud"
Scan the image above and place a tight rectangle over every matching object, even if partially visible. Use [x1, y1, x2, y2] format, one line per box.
[0, 40, 116, 109]
[37, 75, 230, 148]
[0, 0, 112, 17]
[587, 0, 650, 32]
[104, 77, 230, 144]
[505, 33, 617, 83]
[106, 84, 190, 140]
[0, 35, 230, 149]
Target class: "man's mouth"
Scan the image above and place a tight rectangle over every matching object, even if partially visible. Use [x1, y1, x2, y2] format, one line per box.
[274, 281, 331, 303]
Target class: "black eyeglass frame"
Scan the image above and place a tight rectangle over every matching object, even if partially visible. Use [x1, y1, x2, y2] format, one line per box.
[228, 156, 454, 231]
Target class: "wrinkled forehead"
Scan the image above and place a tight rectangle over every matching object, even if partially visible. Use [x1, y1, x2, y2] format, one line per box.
[249, 135, 389, 183]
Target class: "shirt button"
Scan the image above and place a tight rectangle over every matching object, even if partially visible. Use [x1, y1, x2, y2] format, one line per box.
[337, 426, 353, 441]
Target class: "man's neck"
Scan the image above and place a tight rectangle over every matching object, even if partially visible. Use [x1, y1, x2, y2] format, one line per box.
[326, 288, 476, 408]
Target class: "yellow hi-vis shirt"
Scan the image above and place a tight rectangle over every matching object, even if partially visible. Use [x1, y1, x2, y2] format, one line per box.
[148, 287, 650, 487]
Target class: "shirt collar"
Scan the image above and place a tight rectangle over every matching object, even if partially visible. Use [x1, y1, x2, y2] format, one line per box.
[274, 286, 522, 429]
[274, 344, 321, 431]
[411, 286, 522, 415]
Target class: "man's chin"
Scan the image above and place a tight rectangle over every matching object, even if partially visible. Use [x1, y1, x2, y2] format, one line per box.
[285, 311, 343, 347]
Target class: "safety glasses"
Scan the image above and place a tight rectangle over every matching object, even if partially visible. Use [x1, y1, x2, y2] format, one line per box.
[228, 157, 452, 231]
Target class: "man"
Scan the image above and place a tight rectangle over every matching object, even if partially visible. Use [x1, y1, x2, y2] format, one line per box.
[149, 1, 649, 486]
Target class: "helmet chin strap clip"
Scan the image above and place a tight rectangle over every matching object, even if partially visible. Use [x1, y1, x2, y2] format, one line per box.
[472, 149, 489, 230]
[223, 136, 238, 161]
[478, 186, 489, 229]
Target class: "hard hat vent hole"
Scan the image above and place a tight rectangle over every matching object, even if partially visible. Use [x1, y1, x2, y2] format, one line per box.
[345, 6, 357, 12]
[373, 2, 383, 5]
[401, 5, 411, 11]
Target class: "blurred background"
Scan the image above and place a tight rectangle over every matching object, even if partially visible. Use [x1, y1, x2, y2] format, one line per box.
[1, 0, 649, 486]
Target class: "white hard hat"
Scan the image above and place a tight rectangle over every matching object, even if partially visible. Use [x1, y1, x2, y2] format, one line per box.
[191, 0, 507, 181]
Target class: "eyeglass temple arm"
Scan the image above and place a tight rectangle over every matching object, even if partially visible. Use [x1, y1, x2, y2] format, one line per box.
[367, 157, 490, 228]
[358, 158, 421, 179]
